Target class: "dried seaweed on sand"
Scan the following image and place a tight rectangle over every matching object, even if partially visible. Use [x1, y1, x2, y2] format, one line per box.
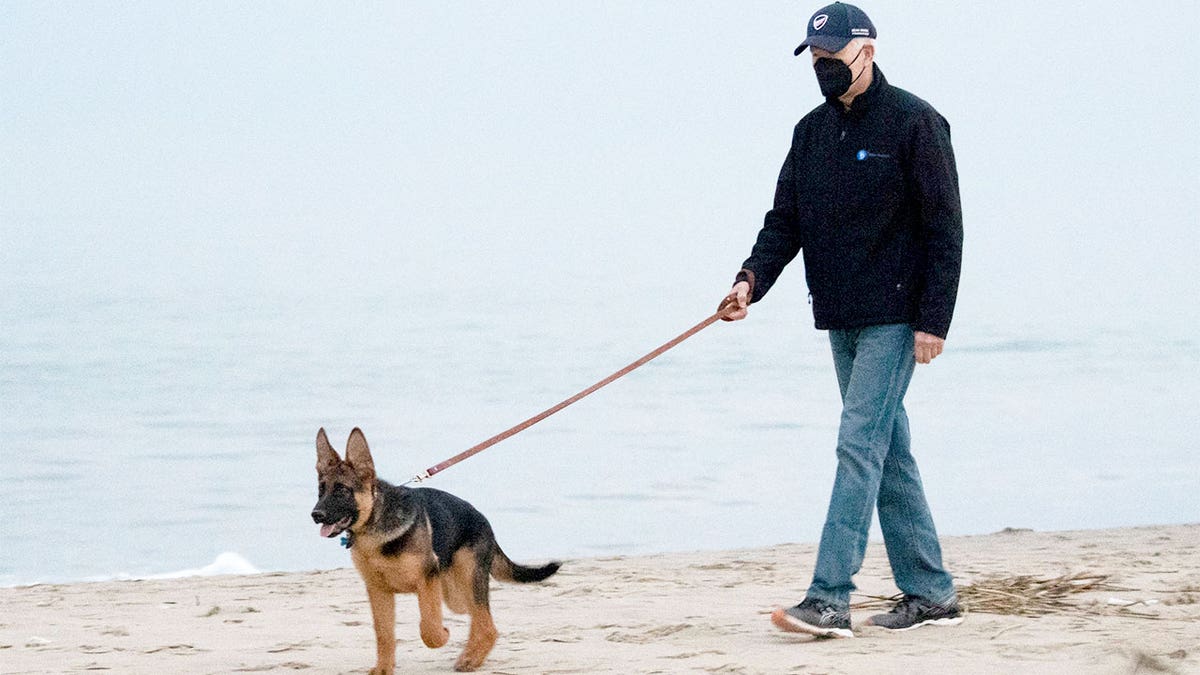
[852, 572, 1161, 619]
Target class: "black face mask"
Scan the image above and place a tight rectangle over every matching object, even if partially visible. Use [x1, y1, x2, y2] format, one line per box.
[813, 47, 867, 98]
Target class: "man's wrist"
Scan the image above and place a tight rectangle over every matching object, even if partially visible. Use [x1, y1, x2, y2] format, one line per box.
[734, 269, 756, 298]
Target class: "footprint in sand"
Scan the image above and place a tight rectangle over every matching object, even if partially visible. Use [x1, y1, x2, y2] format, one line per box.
[267, 640, 314, 653]
[606, 623, 709, 644]
[661, 649, 727, 659]
[143, 643, 205, 654]
[232, 662, 314, 672]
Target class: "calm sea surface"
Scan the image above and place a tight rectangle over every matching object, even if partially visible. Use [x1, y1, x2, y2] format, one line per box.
[1, 277, 1196, 586]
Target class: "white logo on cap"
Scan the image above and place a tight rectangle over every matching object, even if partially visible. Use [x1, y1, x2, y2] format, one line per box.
[813, 14, 828, 30]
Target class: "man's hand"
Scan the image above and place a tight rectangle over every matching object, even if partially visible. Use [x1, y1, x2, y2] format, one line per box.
[914, 331, 944, 364]
[720, 281, 751, 321]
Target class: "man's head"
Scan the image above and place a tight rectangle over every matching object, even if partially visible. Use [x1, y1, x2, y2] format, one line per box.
[797, 3, 877, 102]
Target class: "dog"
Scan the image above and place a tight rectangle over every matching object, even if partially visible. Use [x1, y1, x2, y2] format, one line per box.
[311, 427, 561, 673]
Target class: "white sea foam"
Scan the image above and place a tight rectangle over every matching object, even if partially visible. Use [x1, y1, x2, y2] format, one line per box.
[88, 553, 261, 585]
[145, 552, 260, 580]
[2, 553, 262, 588]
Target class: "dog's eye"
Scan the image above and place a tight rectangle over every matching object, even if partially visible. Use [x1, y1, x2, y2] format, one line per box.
[318, 483, 326, 496]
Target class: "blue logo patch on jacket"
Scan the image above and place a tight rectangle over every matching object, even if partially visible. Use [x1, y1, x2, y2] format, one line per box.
[856, 149, 891, 161]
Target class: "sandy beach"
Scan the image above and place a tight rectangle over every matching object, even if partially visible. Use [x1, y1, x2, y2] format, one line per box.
[2, 524, 1197, 675]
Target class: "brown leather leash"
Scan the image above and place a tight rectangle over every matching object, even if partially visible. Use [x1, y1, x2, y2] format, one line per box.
[403, 299, 739, 485]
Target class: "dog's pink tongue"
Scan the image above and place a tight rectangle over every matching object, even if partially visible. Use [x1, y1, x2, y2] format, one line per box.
[320, 523, 337, 538]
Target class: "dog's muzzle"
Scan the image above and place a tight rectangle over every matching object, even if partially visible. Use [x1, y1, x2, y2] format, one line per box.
[311, 509, 353, 538]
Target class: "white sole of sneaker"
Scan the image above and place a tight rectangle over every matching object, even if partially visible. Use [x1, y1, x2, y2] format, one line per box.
[770, 607, 854, 639]
[873, 616, 965, 632]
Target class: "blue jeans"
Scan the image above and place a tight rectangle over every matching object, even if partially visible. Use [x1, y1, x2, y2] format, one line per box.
[806, 324, 956, 609]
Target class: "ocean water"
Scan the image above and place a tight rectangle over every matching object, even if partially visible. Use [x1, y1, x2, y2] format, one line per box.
[1, 275, 1196, 587]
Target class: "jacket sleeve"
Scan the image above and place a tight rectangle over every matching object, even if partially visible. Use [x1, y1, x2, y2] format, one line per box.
[737, 133, 805, 303]
[909, 110, 963, 338]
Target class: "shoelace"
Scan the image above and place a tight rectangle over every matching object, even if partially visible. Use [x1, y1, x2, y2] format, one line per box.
[796, 599, 848, 623]
[820, 607, 844, 622]
[888, 595, 929, 617]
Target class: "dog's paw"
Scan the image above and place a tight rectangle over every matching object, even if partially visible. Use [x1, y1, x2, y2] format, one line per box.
[368, 666, 394, 675]
[421, 625, 450, 649]
[453, 653, 485, 672]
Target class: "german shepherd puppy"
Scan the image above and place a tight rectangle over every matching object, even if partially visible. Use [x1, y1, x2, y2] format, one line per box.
[311, 428, 561, 673]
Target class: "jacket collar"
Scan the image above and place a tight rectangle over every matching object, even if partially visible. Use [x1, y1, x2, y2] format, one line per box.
[825, 64, 887, 119]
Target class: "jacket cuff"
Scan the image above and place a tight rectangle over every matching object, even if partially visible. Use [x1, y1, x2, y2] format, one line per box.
[734, 269, 756, 300]
[915, 321, 950, 340]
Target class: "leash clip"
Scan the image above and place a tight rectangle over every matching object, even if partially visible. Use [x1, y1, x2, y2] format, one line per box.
[402, 471, 432, 487]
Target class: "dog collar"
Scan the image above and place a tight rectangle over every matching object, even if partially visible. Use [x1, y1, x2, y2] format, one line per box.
[340, 531, 355, 549]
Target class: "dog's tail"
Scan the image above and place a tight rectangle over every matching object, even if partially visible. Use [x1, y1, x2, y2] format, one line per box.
[490, 544, 561, 583]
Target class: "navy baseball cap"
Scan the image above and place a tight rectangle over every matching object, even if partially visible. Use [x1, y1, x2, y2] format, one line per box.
[794, 2, 877, 55]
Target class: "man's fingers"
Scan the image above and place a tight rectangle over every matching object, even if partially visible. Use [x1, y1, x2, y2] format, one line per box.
[720, 281, 752, 321]
[913, 332, 944, 364]
[718, 293, 742, 321]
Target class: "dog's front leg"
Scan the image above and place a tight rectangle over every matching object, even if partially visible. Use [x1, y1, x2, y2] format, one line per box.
[365, 583, 396, 675]
[416, 574, 450, 648]
[415, 571, 448, 648]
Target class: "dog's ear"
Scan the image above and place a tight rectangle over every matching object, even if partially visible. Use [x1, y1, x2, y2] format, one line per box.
[316, 427, 341, 473]
[345, 427, 376, 483]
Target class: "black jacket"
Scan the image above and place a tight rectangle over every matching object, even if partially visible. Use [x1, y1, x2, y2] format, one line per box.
[738, 65, 963, 338]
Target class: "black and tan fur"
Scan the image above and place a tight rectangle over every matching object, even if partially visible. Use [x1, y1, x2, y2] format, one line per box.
[311, 428, 560, 673]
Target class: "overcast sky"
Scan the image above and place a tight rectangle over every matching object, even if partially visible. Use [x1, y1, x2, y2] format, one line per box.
[2, 1, 1197, 331]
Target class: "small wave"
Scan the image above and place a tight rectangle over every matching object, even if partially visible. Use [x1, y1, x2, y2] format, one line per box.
[80, 552, 262, 584]
[144, 552, 260, 580]
[3, 552, 263, 588]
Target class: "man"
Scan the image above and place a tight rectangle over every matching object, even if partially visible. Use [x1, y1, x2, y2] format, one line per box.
[721, 2, 964, 637]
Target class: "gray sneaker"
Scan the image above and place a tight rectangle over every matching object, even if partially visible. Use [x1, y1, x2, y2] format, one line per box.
[771, 598, 854, 638]
[866, 595, 964, 631]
